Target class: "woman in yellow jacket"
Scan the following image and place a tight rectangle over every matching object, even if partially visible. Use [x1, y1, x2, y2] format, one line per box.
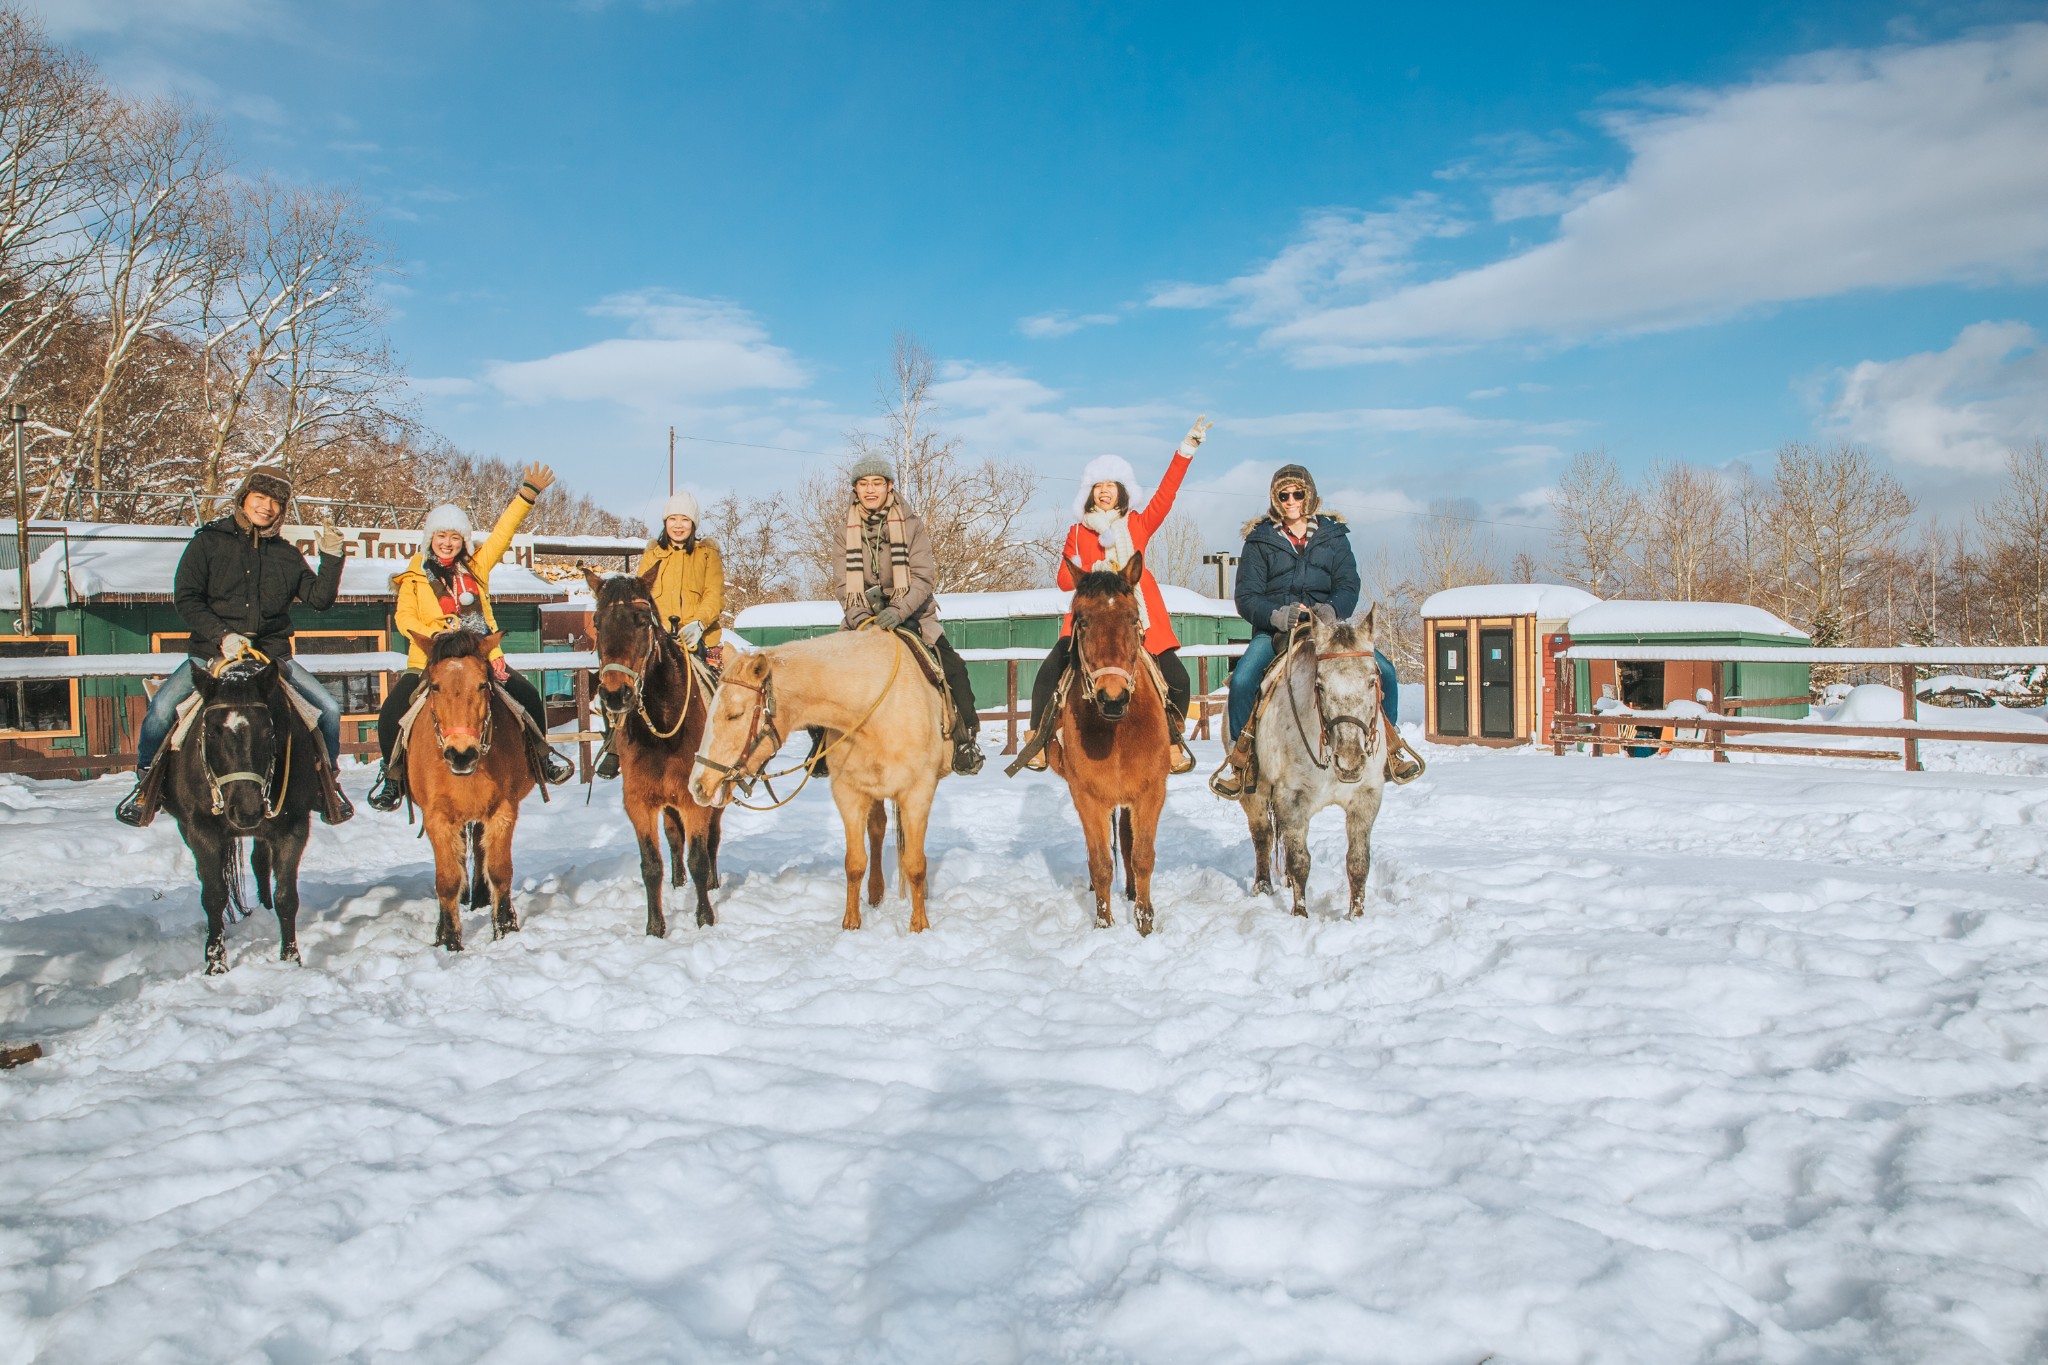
[595, 490, 726, 779]
[367, 463, 574, 811]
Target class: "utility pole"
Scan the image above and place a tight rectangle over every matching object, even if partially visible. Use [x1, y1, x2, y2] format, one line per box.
[10, 405, 30, 635]
[1200, 550, 1239, 602]
[668, 426, 676, 495]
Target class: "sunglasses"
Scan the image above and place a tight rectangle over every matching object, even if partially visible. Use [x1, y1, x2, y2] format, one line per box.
[1276, 488, 1308, 503]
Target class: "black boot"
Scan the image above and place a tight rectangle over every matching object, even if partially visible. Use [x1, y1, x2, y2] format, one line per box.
[367, 759, 404, 812]
[951, 728, 984, 776]
[114, 764, 163, 828]
[806, 726, 830, 777]
[541, 746, 576, 785]
[595, 748, 620, 780]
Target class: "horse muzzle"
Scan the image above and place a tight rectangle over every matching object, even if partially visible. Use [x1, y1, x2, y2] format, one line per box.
[441, 733, 483, 775]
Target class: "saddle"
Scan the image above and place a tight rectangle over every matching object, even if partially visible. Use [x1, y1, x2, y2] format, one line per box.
[389, 676, 560, 806]
[1001, 637, 1178, 778]
[885, 625, 957, 739]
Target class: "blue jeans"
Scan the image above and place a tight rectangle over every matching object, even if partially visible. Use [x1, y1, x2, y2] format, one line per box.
[1226, 636, 1398, 740]
[137, 658, 343, 769]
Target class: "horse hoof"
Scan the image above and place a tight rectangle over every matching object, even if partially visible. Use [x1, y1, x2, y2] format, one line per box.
[1292, 905, 1307, 918]
[1252, 879, 1274, 896]
[647, 918, 668, 938]
[280, 945, 300, 964]
[695, 908, 715, 928]
[1136, 908, 1154, 936]
[204, 956, 227, 976]
[1095, 908, 1114, 929]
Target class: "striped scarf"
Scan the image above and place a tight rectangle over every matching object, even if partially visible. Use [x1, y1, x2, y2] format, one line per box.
[844, 495, 911, 608]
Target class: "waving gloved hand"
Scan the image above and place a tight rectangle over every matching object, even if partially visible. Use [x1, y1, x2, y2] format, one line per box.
[1176, 415, 1213, 459]
[316, 520, 345, 557]
[680, 620, 704, 648]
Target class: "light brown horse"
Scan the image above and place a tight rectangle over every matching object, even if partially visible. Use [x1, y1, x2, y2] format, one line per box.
[690, 627, 948, 932]
[405, 628, 535, 950]
[1045, 555, 1169, 935]
[585, 566, 722, 936]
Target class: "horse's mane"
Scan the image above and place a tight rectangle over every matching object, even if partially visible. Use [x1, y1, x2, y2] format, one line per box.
[1072, 568, 1135, 601]
[428, 629, 490, 665]
[594, 573, 653, 611]
[1324, 620, 1361, 652]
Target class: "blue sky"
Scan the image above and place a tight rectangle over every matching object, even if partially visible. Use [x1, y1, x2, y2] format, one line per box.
[37, 0, 2048, 561]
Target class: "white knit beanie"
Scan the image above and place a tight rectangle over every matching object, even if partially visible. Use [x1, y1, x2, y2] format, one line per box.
[663, 491, 700, 523]
[420, 503, 473, 543]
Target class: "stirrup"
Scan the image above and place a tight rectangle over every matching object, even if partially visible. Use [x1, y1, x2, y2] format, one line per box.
[366, 760, 404, 813]
[1207, 741, 1256, 799]
[951, 733, 985, 776]
[320, 783, 355, 826]
[1018, 728, 1049, 772]
[114, 767, 160, 828]
[540, 746, 575, 785]
[1386, 736, 1426, 785]
[1169, 735, 1196, 776]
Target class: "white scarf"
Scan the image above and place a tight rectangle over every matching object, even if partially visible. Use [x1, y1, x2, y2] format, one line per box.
[1079, 508, 1148, 629]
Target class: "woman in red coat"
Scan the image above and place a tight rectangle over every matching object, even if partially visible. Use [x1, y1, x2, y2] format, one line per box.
[1022, 416, 1211, 773]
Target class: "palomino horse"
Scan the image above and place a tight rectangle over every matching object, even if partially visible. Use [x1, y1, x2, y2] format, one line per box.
[405, 629, 535, 950]
[585, 566, 723, 936]
[1238, 605, 1389, 917]
[1045, 555, 1170, 935]
[690, 627, 949, 932]
[160, 657, 323, 973]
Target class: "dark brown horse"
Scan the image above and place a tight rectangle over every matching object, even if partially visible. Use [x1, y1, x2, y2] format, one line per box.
[585, 567, 722, 935]
[159, 658, 322, 972]
[405, 629, 534, 950]
[1045, 555, 1169, 935]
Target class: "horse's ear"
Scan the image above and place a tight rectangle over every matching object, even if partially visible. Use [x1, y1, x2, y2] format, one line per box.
[1354, 602, 1377, 636]
[1122, 551, 1144, 589]
[638, 560, 661, 593]
[191, 662, 219, 701]
[407, 630, 436, 655]
[581, 565, 607, 597]
[251, 660, 279, 694]
[480, 630, 504, 658]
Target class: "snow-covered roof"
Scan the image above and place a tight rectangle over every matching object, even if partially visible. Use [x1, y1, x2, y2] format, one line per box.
[1420, 583, 1601, 621]
[0, 521, 565, 605]
[1566, 600, 1806, 640]
[735, 584, 1239, 630]
[529, 534, 646, 555]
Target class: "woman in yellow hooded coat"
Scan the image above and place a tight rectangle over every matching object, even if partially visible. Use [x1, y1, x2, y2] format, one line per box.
[367, 463, 574, 811]
[593, 490, 726, 779]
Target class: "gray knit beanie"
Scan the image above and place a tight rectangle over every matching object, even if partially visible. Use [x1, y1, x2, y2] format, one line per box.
[848, 453, 895, 486]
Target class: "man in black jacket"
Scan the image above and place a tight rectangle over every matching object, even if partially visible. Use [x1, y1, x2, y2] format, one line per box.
[1209, 464, 1417, 799]
[116, 468, 354, 827]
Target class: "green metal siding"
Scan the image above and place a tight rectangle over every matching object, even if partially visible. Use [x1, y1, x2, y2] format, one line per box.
[1570, 630, 1812, 719]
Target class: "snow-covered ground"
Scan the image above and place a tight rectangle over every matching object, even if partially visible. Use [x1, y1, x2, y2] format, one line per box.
[3, 733, 2046, 1364]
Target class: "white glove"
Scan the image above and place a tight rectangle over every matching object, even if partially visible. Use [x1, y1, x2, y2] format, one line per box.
[316, 524, 345, 557]
[1175, 414, 1212, 458]
[680, 620, 704, 648]
[1089, 559, 1109, 572]
[219, 632, 252, 660]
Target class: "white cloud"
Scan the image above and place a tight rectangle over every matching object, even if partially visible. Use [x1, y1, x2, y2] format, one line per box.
[1017, 311, 1120, 339]
[484, 291, 809, 408]
[1822, 321, 2048, 471]
[1177, 25, 2048, 362]
[18, 0, 279, 38]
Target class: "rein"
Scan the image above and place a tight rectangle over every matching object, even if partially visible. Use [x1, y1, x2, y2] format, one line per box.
[694, 628, 905, 811]
[598, 610, 694, 741]
[1285, 639, 1382, 783]
[1072, 613, 1141, 716]
[197, 699, 291, 821]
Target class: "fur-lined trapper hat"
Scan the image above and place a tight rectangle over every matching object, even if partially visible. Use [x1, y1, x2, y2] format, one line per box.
[420, 503, 474, 545]
[234, 467, 293, 508]
[1072, 454, 1147, 519]
[1269, 464, 1319, 519]
[848, 453, 895, 486]
[662, 490, 700, 523]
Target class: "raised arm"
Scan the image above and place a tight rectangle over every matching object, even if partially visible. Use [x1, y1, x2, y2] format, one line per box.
[1132, 416, 1209, 541]
[473, 463, 552, 576]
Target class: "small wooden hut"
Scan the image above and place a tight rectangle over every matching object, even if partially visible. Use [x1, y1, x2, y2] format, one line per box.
[1563, 601, 1810, 717]
[1419, 584, 1600, 746]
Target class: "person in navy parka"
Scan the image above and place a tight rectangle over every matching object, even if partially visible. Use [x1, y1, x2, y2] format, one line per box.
[1209, 463, 1421, 798]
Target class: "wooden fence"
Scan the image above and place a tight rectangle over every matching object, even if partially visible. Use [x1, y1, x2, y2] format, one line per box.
[1553, 645, 2048, 772]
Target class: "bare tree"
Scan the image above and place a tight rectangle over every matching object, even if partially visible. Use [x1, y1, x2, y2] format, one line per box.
[702, 489, 800, 623]
[1408, 502, 1498, 597]
[1144, 508, 1206, 590]
[1635, 460, 1730, 601]
[194, 177, 396, 497]
[1759, 442, 1915, 637]
[1548, 449, 1639, 597]
[1510, 549, 1538, 584]
[1978, 441, 2048, 646]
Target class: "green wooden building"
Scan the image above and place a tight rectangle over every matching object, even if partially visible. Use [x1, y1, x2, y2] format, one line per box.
[1566, 600, 1811, 718]
[1, 522, 563, 772]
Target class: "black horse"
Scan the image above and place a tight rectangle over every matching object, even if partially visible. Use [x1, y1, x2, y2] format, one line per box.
[159, 659, 323, 973]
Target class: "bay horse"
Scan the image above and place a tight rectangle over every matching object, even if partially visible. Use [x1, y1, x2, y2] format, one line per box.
[584, 566, 723, 936]
[405, 629, 535, 950]
[1237, 605, 1389, 917]
[160, 657, 322, 973]
[1045, 555, 1169, 935]
[690, 627, 947, 932]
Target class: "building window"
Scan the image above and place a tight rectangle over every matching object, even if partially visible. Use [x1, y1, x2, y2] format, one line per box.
[0, 636, 81, 739]
[153, 630, 390, 719]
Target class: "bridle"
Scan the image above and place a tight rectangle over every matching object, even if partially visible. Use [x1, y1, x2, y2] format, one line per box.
[197, 697, 290, 822]
[597, 604, 691, 741]
[427, 661, 495, 766]
[1072, 612, 1140, 719]
[1288, 642, 1382, 783]
[693, 628, 904, 808]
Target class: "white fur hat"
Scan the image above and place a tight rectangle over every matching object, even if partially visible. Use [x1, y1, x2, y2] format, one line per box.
[1072, 454, 1147, 519]
[420, 503, 473, 542]
[663, 491, 700, 523]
